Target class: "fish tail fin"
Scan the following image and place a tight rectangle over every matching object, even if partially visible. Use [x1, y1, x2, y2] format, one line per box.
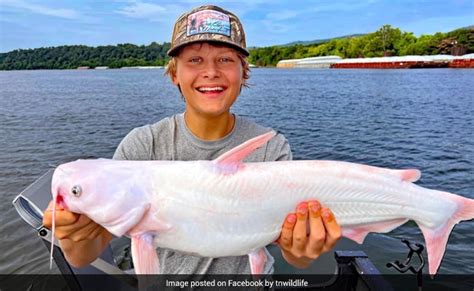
[418, 192, 474, 275]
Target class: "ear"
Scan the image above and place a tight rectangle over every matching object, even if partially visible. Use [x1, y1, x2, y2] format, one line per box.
[172, 73, 179, 86]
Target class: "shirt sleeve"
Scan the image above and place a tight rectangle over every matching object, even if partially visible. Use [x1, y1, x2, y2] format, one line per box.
[264, 132, 293, 162]
[113, 126, 153, 161]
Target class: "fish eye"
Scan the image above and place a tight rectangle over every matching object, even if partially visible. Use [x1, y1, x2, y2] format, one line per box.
[71, 185, 82, 197]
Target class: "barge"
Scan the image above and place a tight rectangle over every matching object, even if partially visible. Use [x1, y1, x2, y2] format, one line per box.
[277, 54, 474, 69]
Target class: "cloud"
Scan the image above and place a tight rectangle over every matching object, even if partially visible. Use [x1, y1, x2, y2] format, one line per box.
[260, 8, 303, 34]
[1, 0, 80, 19]
[115, 1, 167, 20]
[265, 10, 299, 21]
[311, 0, 381, 12]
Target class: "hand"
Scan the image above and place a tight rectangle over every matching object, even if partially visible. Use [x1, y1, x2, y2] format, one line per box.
[43, 200, 106, 242]
[276, 200, 341, 269]
[43, 200, 112, 267]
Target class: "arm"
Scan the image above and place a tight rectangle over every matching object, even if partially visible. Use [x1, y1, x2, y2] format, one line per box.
[43, 201, 113, 268]
[277, 200, 342, 268]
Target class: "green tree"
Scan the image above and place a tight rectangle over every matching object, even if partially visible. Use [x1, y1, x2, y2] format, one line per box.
[374, 25, 402, 55]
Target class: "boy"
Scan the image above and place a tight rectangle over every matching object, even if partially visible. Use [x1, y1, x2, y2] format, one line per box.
[43, 5, 341, 274]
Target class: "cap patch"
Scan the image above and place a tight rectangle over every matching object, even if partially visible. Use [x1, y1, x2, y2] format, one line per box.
[187, 9, 231, 37]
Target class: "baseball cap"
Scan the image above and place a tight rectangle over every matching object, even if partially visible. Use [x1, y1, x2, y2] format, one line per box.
[167, 5, 249, 57]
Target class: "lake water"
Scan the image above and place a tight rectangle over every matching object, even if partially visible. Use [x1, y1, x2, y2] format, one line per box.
[0, 68, 473, 276]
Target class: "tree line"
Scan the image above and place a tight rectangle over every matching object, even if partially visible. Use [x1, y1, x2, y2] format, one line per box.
[0, 25, 472, 70]
[0, 42, 171, 70]
[249, 25, 473, 66]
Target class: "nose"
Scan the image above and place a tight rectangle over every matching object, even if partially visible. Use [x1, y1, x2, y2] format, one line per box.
[202, 61, 220, 79]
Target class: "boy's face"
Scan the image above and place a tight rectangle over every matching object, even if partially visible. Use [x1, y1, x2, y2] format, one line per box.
[172, 42, 243, 118]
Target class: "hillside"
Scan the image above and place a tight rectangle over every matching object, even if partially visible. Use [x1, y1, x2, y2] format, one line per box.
[281, 34, 367, 46]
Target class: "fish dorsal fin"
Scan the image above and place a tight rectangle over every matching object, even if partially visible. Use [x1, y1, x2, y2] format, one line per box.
[390, 169, 421, 182]
[213, 131, 276, 168]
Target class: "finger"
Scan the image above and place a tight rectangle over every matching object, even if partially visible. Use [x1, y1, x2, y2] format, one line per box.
[50, 209, 81, 227]
[45, 199, 64, 211]
[43, 202, 80, 228]
[292, 202, 309, 252]
[42, 201, 54, 228]
[43, 200, 66, 215]
[43, 200, 58, 228]
[68, 219, 103, 242]
[54, 214, 94, 239]
[278, 213, 296, 250]
[86, 224, 107, 240]
[321, 208, 342, 252]
[306, 200, 326, 257]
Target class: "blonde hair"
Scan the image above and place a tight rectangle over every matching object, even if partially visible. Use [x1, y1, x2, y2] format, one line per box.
[164, 46, 250, 89]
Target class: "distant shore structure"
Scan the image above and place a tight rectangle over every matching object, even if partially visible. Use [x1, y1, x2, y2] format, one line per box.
[120, 66, 164, 70]
[276, 59, 300, 68]
[75, 66, 164, 70]
[277, 54, 474, 69]
[277, 56, 342, 68]
[121, 66, 163, 69]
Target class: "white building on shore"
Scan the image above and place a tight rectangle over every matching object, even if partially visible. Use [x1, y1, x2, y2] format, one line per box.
[277, 56, 342, 68]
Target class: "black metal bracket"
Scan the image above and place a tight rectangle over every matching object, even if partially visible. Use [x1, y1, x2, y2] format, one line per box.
[386, 239, 425, 289]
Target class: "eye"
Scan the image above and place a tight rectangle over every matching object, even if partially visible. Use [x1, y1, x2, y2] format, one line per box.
[219, 57, 233, 63]
[71, 185, 82, 197]
[189, 57, 202, 63]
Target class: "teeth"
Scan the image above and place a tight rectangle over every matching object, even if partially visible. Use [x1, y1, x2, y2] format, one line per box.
[197, 87, 224, 92]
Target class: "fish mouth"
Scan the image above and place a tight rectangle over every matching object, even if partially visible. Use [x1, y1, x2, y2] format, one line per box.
[52, 185, 69, 209]
[55, 193, 67, 209]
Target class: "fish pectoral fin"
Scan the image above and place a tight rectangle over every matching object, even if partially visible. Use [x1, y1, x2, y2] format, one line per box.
[213, 131, 276, 172]
[248, 248, 267, 275]
[131, 233, 160, 274]
[342, 218, 409, 244]
[130, 211, 172, 235]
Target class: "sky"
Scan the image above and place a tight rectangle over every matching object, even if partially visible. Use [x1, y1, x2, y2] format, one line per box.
[0, 0, 473, 53]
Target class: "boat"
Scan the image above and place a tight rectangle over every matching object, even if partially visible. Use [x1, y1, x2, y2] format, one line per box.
[12, 169, 401, 290]
[276, 54, 474, 69]
[449, 54, 474, 68]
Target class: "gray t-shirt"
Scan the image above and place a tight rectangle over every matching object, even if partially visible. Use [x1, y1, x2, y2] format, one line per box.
[113, 113, 292, 274]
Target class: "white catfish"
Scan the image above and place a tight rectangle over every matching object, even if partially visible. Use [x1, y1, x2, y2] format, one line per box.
[50, 131, 474, 275]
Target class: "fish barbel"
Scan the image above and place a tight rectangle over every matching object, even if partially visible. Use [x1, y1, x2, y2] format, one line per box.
[50, 131, 474, 275]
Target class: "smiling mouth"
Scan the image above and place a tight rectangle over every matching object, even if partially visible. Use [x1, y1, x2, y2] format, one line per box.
[196, 86, 225, 93]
